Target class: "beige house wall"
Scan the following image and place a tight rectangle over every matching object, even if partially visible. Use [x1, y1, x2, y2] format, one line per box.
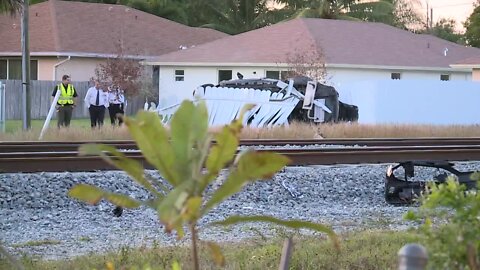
[37, 58, 59, 80]
[473, 68, 480, 81]
[37, 57, 152, 82]
[37, 57, 107, 81]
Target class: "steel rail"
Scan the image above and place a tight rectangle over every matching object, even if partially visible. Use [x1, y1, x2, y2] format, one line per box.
[1, 137, 480, 152]
[2, 146, 480, 173]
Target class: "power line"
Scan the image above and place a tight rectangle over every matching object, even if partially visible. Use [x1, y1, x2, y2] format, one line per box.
[431, 2, 475, 9]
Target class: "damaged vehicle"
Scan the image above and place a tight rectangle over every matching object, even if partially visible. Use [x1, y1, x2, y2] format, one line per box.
[385, 161, 478, 205]
[159, 75, 358, 127]
[218, 76, 359, 123]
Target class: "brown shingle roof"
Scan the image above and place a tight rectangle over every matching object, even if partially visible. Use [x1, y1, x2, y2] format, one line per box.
[454, 56, 480, 65]
[0, 0, 227, 57]
[147, 18, 480, 68]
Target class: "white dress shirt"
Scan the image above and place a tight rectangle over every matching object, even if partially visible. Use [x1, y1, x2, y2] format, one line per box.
[85, 87, 109, 108]
[108, 90, 125, 104]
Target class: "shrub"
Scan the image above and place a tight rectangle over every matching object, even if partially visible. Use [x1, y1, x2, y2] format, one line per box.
[405, 174, 480, 269]
[69, 101, 339, 270]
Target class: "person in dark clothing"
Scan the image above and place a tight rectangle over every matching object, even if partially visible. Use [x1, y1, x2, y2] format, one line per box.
[84, 80, 109, 128]
[52, 75, 77, 128]
[107, 85, 126, 126]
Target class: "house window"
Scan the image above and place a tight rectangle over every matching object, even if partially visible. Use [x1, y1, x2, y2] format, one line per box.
[31, 60, 38, 80]
[266, 71, 280, 79]
[175, 70, 184, 81]
[218, 70, 232, 82]
[8, 59, 22, 80]
[391, 72, 401, 80]
[0, 59, 38, 80]
[0, 60, 6, 80]
[440, 74, 450, 81]
[280, 71, 291, 80]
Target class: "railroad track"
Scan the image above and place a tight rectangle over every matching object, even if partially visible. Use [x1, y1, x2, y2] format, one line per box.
[1, 138, 480, 173]
[1, 137, 480, 152]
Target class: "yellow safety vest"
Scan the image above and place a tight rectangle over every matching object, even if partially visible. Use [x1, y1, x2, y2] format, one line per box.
[57, 84, 74, 105]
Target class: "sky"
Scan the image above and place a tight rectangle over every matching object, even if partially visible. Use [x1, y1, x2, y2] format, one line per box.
[416, 0, 477, 31]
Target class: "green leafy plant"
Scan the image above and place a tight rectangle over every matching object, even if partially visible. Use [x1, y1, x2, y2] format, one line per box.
[68, 100, 338, 269]
[404, 174, 480, 269]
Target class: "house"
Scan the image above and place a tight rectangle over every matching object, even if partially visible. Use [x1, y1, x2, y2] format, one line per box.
[143, 18, 480, 108]
[450, 56, 480, 81]
[0, 0, 227, 81]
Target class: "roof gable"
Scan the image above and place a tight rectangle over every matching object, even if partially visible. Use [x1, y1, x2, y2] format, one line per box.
[147, 18, 480, 69]
[0, 0, 227, 57]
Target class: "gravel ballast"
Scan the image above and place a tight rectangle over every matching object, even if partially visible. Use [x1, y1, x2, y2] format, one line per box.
[1, 162, 479, 260]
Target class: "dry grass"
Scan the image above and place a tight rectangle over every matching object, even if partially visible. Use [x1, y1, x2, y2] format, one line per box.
[1, 122, 480, 141]
[317, 122, 480, 138]
[0, 126, 132, 141]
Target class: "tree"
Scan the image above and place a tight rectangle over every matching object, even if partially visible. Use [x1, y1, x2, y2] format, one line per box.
[0, 0, 22, 15]
[94, 44, 143, 97]
[283, 44, 328, 83]
[128, 0, 189, 25]
[277, 0, 422, 30]
[429, 18, 465, 44]
[464, 3, 480, 48]
[200, 0, 288, 34]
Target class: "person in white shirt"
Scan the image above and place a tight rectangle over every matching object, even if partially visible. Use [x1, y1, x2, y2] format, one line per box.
[108, 85, 126, 126]
[84, 80, 109, 128]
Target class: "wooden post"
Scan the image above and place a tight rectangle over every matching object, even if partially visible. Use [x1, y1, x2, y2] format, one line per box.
[398, 243, 428, 270]
[278, 237, 293, 270]
[21, 0, 31, 130]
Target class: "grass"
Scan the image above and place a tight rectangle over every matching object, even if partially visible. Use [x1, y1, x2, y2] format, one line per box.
[78, 237, 92, 242]
[1, 230, 421, 270]
[2, 119, 480, 141]
[11, 239, 61, 248]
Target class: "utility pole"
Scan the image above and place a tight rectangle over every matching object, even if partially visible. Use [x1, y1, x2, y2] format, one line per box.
[426, 2, 429, 31]
[21, 0, 31, 130]
[430, 8, 433, 29]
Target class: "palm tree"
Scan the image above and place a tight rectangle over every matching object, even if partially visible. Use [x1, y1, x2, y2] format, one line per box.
[200, 0, 289, 34]
[276, 0, 421, 29]
[0, 0, 22, 15]
[128, 0, 189, 24]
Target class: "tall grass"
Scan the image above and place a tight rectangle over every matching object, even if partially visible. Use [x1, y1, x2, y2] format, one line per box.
[1, 120, 480, 141]
[1, 230, 421, 270]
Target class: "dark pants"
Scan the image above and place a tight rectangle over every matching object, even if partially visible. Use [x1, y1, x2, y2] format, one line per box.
[57, 106, 73, 128]
[89, 105, 105, 128]
[108, 103, 124, 126]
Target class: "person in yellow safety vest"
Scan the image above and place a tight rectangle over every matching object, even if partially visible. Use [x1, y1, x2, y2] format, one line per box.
[51, 74, 78, 128]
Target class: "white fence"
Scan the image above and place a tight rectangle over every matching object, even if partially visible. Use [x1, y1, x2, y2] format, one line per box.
[0, 81, 5, 132]
[336, 79, 480, 125]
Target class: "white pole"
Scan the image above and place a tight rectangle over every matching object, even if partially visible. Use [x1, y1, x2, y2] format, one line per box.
[0, 82, 5, 132]
[39, 90, 60, 140]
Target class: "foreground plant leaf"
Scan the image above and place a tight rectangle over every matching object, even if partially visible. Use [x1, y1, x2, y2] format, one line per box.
[68, 184, 104, 205]
[206, 241, 225, 266]
[211, 215, 340, 250]
[79, 144, 162, 196]
[68, 184, 141, 209]
[204, 151, 290, 212]
[125, 111, 180, 186]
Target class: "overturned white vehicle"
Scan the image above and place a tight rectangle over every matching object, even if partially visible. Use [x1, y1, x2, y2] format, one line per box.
[158, 76, 358, 127]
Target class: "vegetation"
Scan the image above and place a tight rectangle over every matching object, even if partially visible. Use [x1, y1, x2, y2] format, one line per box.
[464, 0, 480, 48]
[427, 18, 466, 44]
[1, 230, 421, 270]
[67, 101, 338, 270]
[11, 240, 61, 248]
[0, 0, 22, 15]
[94, 43, 143, 97]
[405, 174, 480, 269]
[2, 120, 480, 141]
[19, 0, 423, 35]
